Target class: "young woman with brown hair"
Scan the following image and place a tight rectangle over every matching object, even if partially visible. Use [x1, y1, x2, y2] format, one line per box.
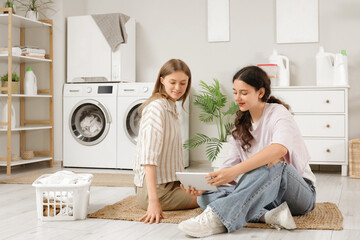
[179, 66, 316, 237]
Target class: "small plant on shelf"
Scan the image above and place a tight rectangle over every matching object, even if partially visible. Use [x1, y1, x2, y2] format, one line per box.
[3, 0, 16, 13]
[1, 72, 20, 82]
[1, 72, 20, 94]
[15, 0, 55, 20]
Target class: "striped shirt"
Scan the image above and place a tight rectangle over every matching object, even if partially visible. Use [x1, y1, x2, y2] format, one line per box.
[133, 98, 184, 187]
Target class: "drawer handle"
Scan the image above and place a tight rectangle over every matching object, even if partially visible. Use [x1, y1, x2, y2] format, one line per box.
[326, 149, 331, 153]
[326, 99, 330, 104]
[326, 124, 330, 128]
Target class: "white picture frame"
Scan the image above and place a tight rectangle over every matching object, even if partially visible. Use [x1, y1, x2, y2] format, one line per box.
[276, 0, 319, 43]
[207, 0, 230, 42]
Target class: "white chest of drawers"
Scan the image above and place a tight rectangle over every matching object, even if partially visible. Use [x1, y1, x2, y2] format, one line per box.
[272, 86, 349, 176]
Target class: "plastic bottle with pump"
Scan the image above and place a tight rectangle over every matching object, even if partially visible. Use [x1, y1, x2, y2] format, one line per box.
[334, 50, 348, 86]
[268, 49, 290, 86]
[316, 46, 335, 86]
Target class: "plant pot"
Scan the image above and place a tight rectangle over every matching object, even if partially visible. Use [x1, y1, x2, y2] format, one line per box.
[1, 81, 19, 94]
[211, 141, 230, 171]
[26, 10, 38, 21]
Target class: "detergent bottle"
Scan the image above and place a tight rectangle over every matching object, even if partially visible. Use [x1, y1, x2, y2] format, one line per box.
[316, 46, 335, 86]
[24, 67, 37, 95]
[268, 50, 290, 86]
[334, 50, 348, 86]
[0, 101, 16, 129]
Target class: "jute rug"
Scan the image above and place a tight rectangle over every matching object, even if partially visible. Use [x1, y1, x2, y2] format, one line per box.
[88, 196, 343, 230]
[0, 172, 134, 187]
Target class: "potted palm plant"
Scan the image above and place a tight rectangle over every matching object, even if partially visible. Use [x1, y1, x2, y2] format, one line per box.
[1, 72, 20, 94]
[184, 79, 239, 168]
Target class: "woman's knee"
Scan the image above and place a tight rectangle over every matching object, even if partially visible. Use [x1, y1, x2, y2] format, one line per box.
[197, 195, 209, 210]
[136, 194, 148, 210]
[186, 196, 199, 209]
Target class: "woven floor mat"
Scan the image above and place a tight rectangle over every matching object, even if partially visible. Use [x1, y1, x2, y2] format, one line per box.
[88, 196, 343, 230]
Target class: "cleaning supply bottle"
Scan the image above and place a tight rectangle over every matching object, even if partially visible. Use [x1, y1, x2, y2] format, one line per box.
[268, 49, 290, 86]
[0, 101, 16, 129]
[24, 67, 37, 95]
[334, 50, 348, 86]
[316, 46, 335, 86]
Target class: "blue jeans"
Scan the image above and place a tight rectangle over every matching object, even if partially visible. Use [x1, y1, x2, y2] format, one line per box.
[197, 162, 316, 233]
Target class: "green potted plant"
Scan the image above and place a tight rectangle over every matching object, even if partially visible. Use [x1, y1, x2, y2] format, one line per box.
[184, 79, 239, 167]
[15, 0, 55, 20]
[3, 0, 16, 13]
[1, 72, 20, 94]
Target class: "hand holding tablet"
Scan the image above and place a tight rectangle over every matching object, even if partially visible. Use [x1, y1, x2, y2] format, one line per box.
[176, 172, 218, 191]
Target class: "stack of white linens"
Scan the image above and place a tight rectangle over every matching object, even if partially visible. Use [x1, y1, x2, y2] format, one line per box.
[0, 46, 46, 58]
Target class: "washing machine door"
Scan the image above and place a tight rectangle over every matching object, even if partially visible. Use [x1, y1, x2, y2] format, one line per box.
[124, 99, 147, 145]
[69, 99, 111, 146]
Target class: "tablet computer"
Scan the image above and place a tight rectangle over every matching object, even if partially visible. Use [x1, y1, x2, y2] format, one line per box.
[176, 172, 218, 191]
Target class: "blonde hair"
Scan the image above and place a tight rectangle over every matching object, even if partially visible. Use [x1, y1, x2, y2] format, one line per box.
[139, 59, 191, 114]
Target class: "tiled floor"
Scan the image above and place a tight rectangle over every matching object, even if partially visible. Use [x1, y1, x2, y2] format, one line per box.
[0, 161, 359, 240]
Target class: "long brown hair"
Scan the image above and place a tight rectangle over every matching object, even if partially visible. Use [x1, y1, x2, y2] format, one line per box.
[232, 66, 290, 151]
[138, 59, 192, 115]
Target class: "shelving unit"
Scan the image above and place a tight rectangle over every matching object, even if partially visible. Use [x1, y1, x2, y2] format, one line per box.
[0, 10, 53, 175]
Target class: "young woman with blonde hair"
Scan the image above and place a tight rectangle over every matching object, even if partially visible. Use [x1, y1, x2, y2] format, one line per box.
[134, 59, 198, 224]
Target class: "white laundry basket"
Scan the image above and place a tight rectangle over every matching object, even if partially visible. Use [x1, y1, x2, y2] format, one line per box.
[32, 173, 93, 221]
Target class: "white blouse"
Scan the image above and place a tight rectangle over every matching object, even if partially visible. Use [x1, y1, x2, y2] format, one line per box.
[133, 98, 184, 187]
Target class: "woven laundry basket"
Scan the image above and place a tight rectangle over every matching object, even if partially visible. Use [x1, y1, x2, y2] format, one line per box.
[349, 139, 360, 178]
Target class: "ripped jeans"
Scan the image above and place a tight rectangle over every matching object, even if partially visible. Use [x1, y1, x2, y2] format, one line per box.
[197, 162, 316, 232]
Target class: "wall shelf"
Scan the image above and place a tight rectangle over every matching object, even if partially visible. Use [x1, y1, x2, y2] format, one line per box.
[0, 156, 52, 166]
[0, 94, 52, 98]
[0, 54, 52, 63]
[0, 13, 51, 28]
[0, 125, 52, 132]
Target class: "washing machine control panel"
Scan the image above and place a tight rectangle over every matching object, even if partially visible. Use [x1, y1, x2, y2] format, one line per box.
[86, 87, 92, 93]
[98, 86, 114, 94]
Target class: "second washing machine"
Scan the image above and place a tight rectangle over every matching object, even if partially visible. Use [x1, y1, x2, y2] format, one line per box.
[117, 82, 189, 169]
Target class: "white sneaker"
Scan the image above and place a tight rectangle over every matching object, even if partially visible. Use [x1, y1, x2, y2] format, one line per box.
[265, 202, 296, 230]
[178, 206, 227, 238]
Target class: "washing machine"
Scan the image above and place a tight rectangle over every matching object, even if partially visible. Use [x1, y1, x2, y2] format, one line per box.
[117, 82, 189, 169]
[63, 83, 118, 168]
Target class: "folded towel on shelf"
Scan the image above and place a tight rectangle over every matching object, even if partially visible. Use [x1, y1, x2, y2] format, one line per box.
[0, 47, 22, 56]
[20, 46, 46, 55]
[91, 13, 130, 51]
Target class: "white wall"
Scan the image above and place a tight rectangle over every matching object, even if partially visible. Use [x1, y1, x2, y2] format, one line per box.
[61, 0, 360, 163]
[2, 0, 360, 164]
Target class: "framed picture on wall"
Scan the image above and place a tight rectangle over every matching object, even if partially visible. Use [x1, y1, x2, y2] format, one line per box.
[276, 0, 319, 43]
[207, 0, 230, 42]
